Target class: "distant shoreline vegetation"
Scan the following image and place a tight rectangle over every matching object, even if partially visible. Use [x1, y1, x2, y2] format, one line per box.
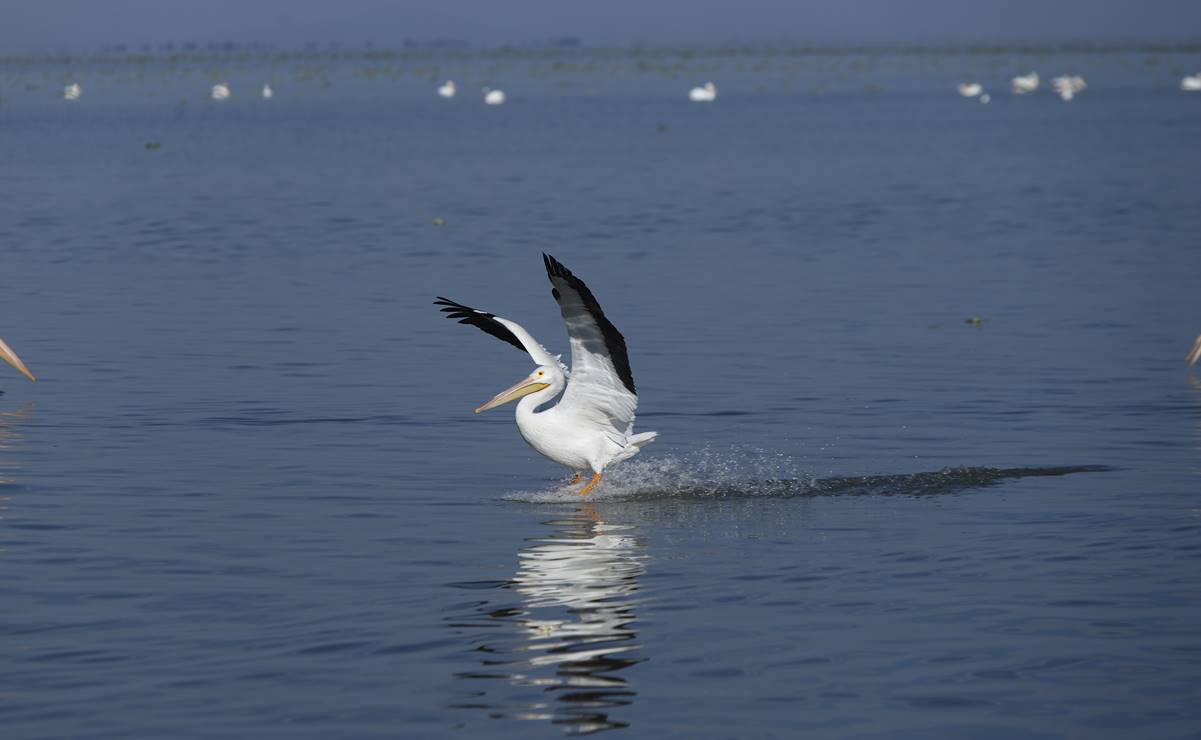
[3, 38, 1201, 66]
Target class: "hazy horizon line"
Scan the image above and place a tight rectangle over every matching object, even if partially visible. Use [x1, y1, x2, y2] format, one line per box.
[6, 36, 1201, 65]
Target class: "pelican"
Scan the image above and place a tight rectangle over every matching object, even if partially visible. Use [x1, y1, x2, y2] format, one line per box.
[1182, 74, 1201, 92]
[1011, 72, 1039, 94]
[261, 84, 273, 99]
[482, 87, 506, 105]
[211, 83, 231, 101]
[0, 337, 36, 383]
[63, 83, 82, 100]
[1052, 75, 1086, 101]
[1187, 334, 1201, 366]
[957, 82, 983, 98]
[688, 82, 717, 102]
[438, 80, 456, 98]
[434, 254, 657, 495]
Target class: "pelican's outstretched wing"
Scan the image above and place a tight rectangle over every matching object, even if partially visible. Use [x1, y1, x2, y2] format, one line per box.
[434, 297, 559, 368]
[542, 254, 638, 434]
[1187, 334, 1201, 366]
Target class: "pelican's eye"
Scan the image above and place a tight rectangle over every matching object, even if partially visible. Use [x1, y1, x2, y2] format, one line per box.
[537, 371, 544, 377]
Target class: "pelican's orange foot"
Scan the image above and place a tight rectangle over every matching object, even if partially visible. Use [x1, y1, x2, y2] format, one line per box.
[579, 472, 602, 496]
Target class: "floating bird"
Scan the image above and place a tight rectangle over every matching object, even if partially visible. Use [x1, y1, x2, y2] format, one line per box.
[211, 83, 231, 101]
[1011, 72, 1040, 94]
[1187, 335, 1201, 366]
[957, 82, 984, 98]
[435, 254, 657, 496]
[979, 93, 991, 104]
[0, 337, 36, 383]
[1182, 74, 1201, 92]
[482, 87, 506, 105]
[438, 80, 456, 98]
[261, 84, 273, 99]
[63, 83, 82, 100]
[688, 82, 717, 102]
[1052, 75, 1086, 101]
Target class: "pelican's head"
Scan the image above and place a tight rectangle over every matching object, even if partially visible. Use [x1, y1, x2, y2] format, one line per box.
[474, 365, 559, 413]
[0, 337, 36, 382]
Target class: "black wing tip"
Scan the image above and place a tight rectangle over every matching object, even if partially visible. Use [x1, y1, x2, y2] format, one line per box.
[543, 253, 571, 280]
[432, 295, 524, 352]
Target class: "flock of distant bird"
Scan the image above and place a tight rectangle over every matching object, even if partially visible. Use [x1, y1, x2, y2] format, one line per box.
[52, 71, 1201, 104]
[958, 72, 1088, 103]
[959, 70, 1201, 104]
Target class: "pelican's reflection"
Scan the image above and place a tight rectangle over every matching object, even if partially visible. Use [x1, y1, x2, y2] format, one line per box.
[0, 404, 32, 488]
[453, 505, 647, 734]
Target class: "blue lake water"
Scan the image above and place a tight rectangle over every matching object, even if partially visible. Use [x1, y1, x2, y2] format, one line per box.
[2, 45, 1201, 738]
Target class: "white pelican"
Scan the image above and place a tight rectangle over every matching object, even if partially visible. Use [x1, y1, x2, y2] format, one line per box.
[435, 254, 657, 495]
[1052, 75, 1086, 101]
[957, 82, 983, 98]
[482, 87, 506, 105]
[688, 82, 717, 102]
[438, 80, 456, 98]
[1182, 74, 1201, 92]
[1187, 334, 1201, 366]
[261, 84, 273, 99]
[63, 83, 82, 100]
[1011, 72, 1039, 94]
[0, 337, 36, 383]
[211, 83, 231, 101]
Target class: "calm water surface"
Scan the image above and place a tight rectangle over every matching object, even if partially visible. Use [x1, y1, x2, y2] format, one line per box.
[2, 46, 1201, 738]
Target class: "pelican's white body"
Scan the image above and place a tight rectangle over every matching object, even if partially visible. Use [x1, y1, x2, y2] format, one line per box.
[1011, 72, 1039, 94]
[483, 88, 506, 105]
[1182, 74, 1201, 92]
[438, 80, 457, 98]
[689, 82, 717, 102]
[514, 383, 656, 474]
[211, 83, 231, 100]
[958, 82, 983, 98]
[64, 83, 82, 100]
[261, 84, 273, 99]
[492, 316, 656, 476]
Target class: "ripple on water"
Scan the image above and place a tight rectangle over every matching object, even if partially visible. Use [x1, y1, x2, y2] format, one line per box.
[501, 450, 1111, 503]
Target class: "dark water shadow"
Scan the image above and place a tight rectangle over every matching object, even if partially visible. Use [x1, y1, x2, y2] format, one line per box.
[505, 463, 1113, 503]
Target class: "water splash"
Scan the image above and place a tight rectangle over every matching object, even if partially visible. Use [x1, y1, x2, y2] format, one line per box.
[503, 448, 1110, 503]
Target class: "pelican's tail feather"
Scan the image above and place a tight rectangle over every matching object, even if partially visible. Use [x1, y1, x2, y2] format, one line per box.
[629, 431, 658, 448]
[613, 431, 658, 464]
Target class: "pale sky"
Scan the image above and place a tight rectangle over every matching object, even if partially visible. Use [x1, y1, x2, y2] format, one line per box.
[4, 0, 1200, 54]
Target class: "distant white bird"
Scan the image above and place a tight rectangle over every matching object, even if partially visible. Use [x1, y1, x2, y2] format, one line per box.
[1182, 74, 1201, 92]
[1011, 72, 1040, 94]
[434, 254, 657, 496]
[63, 83, 82, 101]
[482, 87, 506, 105]
[438, 80, 457, 98]
[688, 82, 717, 102]
[979, 93, 992, 104]
[261, 84, 273, 99]
[1052, 75, 1086, 101]
[0, 337, 35, 383]
[957, 82, 984, 98]
[211, 83, 231, 101]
